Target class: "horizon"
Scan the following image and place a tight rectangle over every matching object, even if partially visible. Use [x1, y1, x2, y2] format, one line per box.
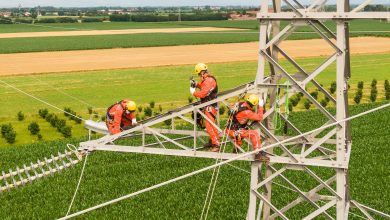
[0, 0, 388, 8]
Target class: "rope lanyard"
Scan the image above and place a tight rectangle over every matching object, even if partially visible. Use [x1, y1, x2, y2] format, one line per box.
[272, 81, 290, 131]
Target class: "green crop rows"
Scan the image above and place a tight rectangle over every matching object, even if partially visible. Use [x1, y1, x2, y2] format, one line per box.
[0, 19, 388, 54]
[0, 101, 389, 219]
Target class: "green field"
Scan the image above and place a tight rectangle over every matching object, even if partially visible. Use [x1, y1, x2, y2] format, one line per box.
[1, 19, 389, 33]
[0, 19, 388, 54]
[0, 53, 389, 146]
[0, 101, 389, 219]
[0, 31, 259, 54]
[0, 21, 195, 33]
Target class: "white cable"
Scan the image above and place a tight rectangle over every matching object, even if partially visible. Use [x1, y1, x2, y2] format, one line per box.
[58, 102, 390, 220]
[200, 112, 234, 220]
[30, 75, 97, 108]
[66, 152, 89, 216]
[0, 79, 85, 122]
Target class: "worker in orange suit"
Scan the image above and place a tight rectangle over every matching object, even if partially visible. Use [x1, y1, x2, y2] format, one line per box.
[190, 63, 220, 152]
[106, 99, 137, 135]
[226, 94, 270, 162]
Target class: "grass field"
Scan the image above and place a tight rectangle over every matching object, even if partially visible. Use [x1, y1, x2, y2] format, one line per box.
[0, 53, 389, 146]
[0, 102, 389, 219]
[0, 20, 388, 54]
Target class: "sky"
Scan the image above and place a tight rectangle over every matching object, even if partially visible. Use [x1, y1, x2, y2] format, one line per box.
[0, 0, 388, 8]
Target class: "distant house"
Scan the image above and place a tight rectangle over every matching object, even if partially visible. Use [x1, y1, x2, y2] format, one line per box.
[0, 12, 11, 17]
[23, 11, 31, 17]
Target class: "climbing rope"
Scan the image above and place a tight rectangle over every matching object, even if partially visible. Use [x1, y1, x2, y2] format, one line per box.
[200, 108, 236, 220]
[66, 150, 89, 216]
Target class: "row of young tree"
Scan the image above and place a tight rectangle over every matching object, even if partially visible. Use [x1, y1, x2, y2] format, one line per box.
[38, 108, 73, 138]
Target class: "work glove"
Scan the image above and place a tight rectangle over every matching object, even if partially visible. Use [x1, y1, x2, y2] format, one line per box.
[258, 97, 264, 107]
[190, 79, 197, 88]
[132, 118, 137, 125]
[190, 87, 196, 95]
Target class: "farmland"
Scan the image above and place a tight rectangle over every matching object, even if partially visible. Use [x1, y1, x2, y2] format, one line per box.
[0, 6, 389, 219]
[0, 53, 389, 146]
[0, 19, 388, 54]
[0, 21, 195, 33]
[0, 101, 389, 219]
[1, 19, 389, 33]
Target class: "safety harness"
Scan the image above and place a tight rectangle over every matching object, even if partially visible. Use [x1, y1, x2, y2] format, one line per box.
[229, 102, 251, 131]
[200, 75, 218, 108]
[106, 100, 125, 121]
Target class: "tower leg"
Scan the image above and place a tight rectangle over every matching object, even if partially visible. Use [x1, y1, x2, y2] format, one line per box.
[248, 161, 260, 220]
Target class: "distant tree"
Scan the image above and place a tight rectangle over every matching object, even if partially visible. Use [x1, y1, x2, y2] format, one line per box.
[371, 79, 377, 88]
[17, 111, 25, 121]
[320, 99, 328, 107]
[144, 107, 152, 117]
[385, 80, 389, 91]
[354, 92, 362, 104]
[149, 101, 155, 109]
[304, 100, 311, 110]
[4, 130, 16, 144]
[38, 108, 48, 118]
[357, 81, 364, 90]
[310, 91, 318, 100]
[329, 81, 336, 94]
[28, 122, 40, 135]
[60, 126, 72, 138]
[1, 124, 13, 137]
[219, 106, 226, 115]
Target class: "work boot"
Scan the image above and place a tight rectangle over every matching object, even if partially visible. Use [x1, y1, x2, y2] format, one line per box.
[209, 145, 220, 152]
[255, 151, 270, 162]
[203, 140, 213, 148]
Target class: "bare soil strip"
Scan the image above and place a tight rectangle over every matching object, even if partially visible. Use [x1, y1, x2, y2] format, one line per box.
[0, 37, 389, 76]
[0, 27, 241, 39]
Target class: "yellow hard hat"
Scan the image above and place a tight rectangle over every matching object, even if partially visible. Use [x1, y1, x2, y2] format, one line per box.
[126, 101, 137, 111]
[245, 94, 259, 106]
[194, 63, 208, 75]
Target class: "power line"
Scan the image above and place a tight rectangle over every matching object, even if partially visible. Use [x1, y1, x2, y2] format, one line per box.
[0, 79, 85, 122]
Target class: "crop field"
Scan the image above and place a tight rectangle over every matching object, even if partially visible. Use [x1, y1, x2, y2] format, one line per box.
[0, 31, 256, 54]
[0, 102, 389, 219]
[0, 21, 195, 33]
[1, 19, 388, 33]
[0, 53, 388, 146]
[0, 20, 388, 54]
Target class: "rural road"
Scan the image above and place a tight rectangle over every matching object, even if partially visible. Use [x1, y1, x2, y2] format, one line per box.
[0, 37, 389, 76]
[0, 27, 241, 38]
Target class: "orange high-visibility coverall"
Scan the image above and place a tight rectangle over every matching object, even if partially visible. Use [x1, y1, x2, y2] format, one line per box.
[193, 73, 220, 146]
[106, 100, 136, 134]
[226, 102, 264, 150]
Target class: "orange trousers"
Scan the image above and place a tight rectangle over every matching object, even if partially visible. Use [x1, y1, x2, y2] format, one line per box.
[204, 106, 220, 146]
[226, 129, 261, 150]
